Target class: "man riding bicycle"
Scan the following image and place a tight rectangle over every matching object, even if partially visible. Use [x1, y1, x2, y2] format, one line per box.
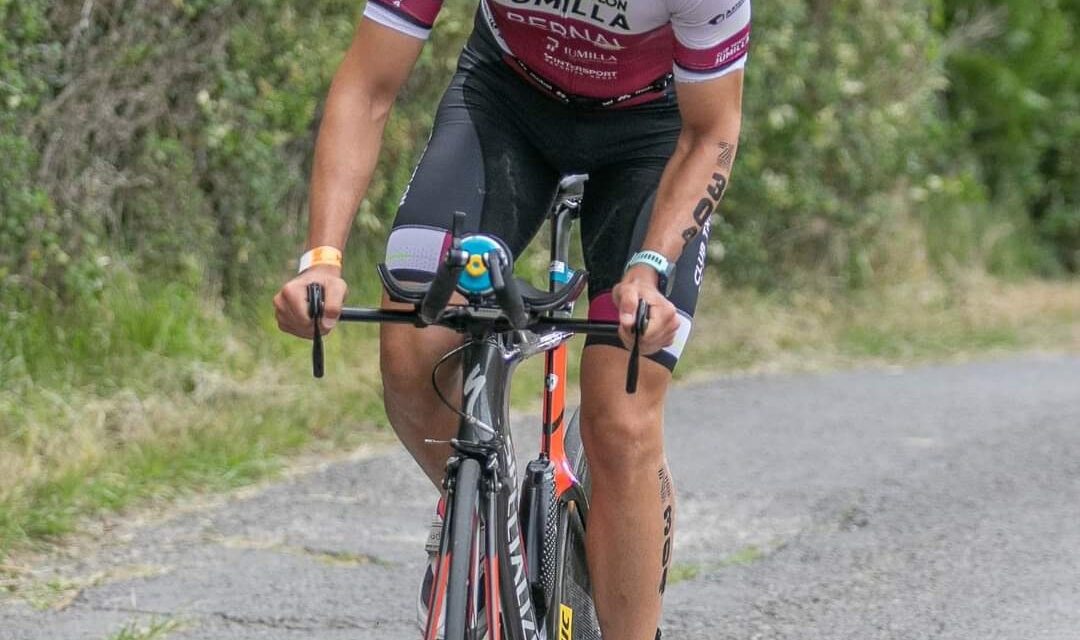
[274, 1, 749, 637]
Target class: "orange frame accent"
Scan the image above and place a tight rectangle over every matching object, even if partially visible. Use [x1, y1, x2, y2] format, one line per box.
[544, 343, 579, 497]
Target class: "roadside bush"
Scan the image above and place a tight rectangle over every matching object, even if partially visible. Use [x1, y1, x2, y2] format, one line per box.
[939, 0, 1080, 272]
[0, 0, 472, 313]
[718, 0, 976, 288]
[1, 0, 1076, 317]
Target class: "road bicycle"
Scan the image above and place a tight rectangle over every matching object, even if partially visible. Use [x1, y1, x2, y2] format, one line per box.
[306, 176, 649, 640]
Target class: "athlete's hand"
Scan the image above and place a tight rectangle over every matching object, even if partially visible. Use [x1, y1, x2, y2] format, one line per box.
[612, 265, 679, 355]
[273, 265, 348, 339]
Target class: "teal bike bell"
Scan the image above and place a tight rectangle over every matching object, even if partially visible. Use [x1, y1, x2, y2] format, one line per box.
[456, 235, 505, 295]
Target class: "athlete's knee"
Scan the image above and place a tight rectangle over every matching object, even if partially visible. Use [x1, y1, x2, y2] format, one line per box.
[380, 323, 458, 395]
[578, 348, 670, 477]
[580, 393, 665, 478]
[380, 329, 415, 386]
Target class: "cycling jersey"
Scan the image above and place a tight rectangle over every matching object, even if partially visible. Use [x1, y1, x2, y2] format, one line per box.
[365, 0, 751, 102]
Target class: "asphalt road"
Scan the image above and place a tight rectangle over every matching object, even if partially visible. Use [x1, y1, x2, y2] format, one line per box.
[4, 354, 1080, 639]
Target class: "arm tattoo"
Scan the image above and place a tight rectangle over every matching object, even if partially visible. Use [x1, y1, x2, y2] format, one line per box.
[678, 141, 738, 248]
[680, 143, 735, 249]
[716, 142, 736, 172]
[682, 172, 728, 247]
[658, 466, 673, 501]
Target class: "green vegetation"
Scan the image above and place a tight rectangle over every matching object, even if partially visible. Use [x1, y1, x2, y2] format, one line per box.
[939, 0, 1080, 272]
[684, 277, 1080, 375]
[105, 618, 181, 640]
[665, 545, 767, 586]
[1, 0, 1078, 558]
[0, 306, 393, 554]
[2, 562, 172, 611]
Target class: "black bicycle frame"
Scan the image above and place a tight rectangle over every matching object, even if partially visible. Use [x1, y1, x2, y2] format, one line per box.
[307, 176, 635, 640]
[436, 185, 589, 640]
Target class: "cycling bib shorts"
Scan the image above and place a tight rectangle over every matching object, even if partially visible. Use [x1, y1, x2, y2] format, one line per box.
[380, 4, 751, 370]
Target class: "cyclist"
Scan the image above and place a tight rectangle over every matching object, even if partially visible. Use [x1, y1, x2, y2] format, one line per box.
[274, 1, 750, 637]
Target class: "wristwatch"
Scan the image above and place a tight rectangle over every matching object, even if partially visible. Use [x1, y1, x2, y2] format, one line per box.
[624, 250, 675, 295]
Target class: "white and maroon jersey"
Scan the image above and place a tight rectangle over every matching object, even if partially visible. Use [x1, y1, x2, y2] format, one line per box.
[364, 0, 751, 100]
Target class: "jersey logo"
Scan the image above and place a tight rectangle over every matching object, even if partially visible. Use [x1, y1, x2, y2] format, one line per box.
[505, 0, 632, 31]
[708, 0, 747, 25]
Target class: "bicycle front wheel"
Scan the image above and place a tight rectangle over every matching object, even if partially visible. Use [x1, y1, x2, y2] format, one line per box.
[443, 457, 481, 640]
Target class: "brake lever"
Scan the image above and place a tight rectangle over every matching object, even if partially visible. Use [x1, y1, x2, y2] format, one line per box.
[307, 282, 325, 379]
[625, 298, 650, 394]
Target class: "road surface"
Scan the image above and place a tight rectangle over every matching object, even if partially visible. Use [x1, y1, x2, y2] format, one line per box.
[4, 354, 1080, 639]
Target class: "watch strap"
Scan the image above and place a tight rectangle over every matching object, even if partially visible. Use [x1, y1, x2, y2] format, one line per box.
[625, 250, 674, 294]
[625, 250, 672, 277]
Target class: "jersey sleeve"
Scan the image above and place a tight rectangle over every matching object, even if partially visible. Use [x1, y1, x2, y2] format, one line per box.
[669, 0, 751, 83]
[363, 0, 445, 40]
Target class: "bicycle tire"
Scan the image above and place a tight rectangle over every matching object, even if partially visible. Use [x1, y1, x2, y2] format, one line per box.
[548, 410, 601, 640]
[444, 457, 481, 640]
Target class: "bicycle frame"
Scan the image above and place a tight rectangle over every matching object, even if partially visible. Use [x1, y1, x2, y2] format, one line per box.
[307, 178, 626, 639]
[428, 330, 562, 640]
[423, 189, 589, 640]
[543, 195, 588, 506]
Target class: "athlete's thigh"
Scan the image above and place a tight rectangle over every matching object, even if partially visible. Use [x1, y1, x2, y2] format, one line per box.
[385, 70, 559, 281]
[579, 165, 712, 372]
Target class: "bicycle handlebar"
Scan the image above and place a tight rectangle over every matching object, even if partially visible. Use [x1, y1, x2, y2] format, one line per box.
[307, 283, 325, 379]
[488, 251, 530, 330]
[625, 298, 649, 394]
[418, 211, 468, 325]
[304, 282, 650, 393]
[418, 248, 466, 325]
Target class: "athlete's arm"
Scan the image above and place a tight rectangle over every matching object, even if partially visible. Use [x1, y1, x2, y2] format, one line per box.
[642, 71, 744, 259]
[307, 21, 425, 257]
[275, 20, 425, 339]
[613, 71, 745, 354]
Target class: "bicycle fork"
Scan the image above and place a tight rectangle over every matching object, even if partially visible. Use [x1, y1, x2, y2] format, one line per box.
[426, 445, 547, 640]
[425, 337, 575, 640]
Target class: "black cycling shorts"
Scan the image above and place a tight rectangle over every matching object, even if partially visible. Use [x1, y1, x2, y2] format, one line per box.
[385, 17, 713, 371]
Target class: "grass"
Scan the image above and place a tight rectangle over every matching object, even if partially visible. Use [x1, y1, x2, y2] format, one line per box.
[17, 576, 83, 611]
[105, 618, 180, 640]
[1, 271, 1078, 561]
[2, 563, 171, 611]
[0, 275, 392, 558]
[211, 535, 388, 567]
[665, 545, 767, 587]
[680, 273, 1080, 376]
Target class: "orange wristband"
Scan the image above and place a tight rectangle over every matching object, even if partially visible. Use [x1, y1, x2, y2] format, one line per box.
[298, 246, 343, 273]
